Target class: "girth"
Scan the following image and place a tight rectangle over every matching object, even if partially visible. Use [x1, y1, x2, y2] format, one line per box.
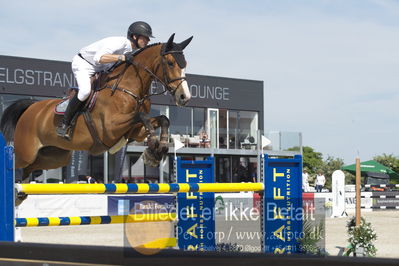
[82, 110, 110, 155]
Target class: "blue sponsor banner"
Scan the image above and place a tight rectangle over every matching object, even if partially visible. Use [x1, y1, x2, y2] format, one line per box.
[177, 157, 215, 251]
[263, 155, 303, 254]
[107, 195, 175, 216]
[0, 134, 14, 241]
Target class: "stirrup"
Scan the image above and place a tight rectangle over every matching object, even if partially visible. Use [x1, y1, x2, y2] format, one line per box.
[56, 123, 72, 140]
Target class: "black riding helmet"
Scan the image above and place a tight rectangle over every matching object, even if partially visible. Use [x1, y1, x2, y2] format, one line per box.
[127, 21, 155, 41]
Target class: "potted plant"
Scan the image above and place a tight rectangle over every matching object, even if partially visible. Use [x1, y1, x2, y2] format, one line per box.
[324, 200, 333, 217]
[344, 217, 377, 257]
[299, 219, 327, 255]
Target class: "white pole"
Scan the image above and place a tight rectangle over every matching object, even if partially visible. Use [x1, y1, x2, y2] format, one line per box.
[104, 151, 109, 183]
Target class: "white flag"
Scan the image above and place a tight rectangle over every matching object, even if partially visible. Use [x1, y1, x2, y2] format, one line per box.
[261, 135, 271, 148]
[173, 137, 185, 151]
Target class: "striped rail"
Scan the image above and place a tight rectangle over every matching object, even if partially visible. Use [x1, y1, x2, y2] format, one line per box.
[15, 213, 177, 227]
[16, 183, 264, 195]
[364, 184, 399, 188]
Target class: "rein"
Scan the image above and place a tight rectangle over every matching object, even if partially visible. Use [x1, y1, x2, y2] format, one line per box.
[104, 50, 186, 107]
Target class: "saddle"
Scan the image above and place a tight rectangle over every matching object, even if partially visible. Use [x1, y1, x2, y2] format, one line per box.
[54, 72, 106, 114]
[54, 72, 110, 155]
[54, 89, 98, 115]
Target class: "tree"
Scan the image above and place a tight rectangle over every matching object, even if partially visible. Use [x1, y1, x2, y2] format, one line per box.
[289, 146, 346, 189]
[373, 153, 399, 173]
[290, 146, 345, 189]
[373, 153, 399, 183]
[320, 156, 345, 190]
[302, 146, 323, 175]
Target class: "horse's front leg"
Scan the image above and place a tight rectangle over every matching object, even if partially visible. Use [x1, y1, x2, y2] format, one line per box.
[133, 113, 170, 167]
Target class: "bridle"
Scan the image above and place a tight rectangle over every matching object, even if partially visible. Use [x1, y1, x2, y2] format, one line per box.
[160, 54, 187, 96]
[106, 48, 186, 106]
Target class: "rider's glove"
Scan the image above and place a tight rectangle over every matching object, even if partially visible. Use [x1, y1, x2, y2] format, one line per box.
[124, 52, 135, 64]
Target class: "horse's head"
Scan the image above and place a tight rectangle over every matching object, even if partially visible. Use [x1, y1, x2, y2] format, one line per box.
[160, 34, 193, 106]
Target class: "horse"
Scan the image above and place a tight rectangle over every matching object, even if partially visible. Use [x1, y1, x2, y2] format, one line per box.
[0, 33, 193, 183]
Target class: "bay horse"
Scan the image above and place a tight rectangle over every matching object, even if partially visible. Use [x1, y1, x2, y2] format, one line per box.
[0, 33, 193, 183]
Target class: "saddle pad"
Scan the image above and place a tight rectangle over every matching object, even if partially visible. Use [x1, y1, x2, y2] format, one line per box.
[54, 91, 98, 115]
[54, 99, 70, 115]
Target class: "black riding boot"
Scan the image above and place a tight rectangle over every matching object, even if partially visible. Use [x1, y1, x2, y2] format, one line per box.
[56, 94, 85, 140]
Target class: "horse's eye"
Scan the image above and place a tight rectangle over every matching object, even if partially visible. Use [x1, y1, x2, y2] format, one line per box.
[167, 61, 174, 67]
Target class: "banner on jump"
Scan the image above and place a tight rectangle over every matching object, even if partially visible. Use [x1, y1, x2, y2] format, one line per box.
[263, 155, 303, 254]
[108, 195, 175, 216]
[176, 157, 215, 251]
[0, 134, 14, 241]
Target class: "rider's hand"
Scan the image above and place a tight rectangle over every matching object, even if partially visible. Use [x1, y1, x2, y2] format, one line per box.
[124, 52, 134, 64]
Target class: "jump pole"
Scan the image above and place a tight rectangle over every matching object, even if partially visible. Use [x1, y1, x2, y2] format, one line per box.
[0, 133, 302, 254]
[16, 183, 264, 195]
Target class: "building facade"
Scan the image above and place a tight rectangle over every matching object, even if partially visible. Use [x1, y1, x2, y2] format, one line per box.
[0, 55, 301, 184]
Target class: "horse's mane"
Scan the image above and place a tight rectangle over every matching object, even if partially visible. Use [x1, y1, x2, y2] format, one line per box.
[132, 42, 162, 57]
[108, 42, 162, 72]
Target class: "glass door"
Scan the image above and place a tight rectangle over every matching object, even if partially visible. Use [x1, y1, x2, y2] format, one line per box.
[207, 108, 219, 148]
[216, 156, 231, 183]
[228, 111, 239, 149]
[219, 109, 228, 149]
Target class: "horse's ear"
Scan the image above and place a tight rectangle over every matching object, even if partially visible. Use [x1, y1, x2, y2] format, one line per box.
[165, 33, 175, 52]
[180, 36, 193, 50]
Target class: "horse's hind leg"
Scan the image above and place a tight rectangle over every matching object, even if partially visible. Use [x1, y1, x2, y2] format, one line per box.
[22, 146, 72, 182]
[14, 134, 41, 172]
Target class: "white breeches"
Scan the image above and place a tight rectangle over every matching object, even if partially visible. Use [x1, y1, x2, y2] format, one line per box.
[71, 55, 96, 101]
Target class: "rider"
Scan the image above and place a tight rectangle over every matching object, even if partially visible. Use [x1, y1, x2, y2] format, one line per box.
[56, 21, 154, 140]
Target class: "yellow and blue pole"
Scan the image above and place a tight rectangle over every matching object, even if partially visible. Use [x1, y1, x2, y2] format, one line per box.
[15, 213, 177, 227]
[16, 182, 264, 195]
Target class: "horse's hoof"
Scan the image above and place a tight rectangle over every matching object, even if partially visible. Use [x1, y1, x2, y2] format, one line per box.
[143, 148, 160, 167]
[142, 149, 151, 164]
[159, 145, 169, 157]
[15, 192, 28, 207]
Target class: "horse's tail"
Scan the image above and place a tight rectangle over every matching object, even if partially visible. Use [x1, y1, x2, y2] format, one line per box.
[0, 99, 36, 143]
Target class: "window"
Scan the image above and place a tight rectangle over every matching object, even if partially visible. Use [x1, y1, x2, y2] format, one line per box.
[228, 111, 239, 149]
[219, 109, 228, 149]
[228, 110, 258, 149]
[88, 153, 104, 183]
[192, 107, 205, 136]
[238, 111, 258, 142]
[216, 156, 230, 182]
[168, 106, 191, 135]
[149, 104, 168, 117]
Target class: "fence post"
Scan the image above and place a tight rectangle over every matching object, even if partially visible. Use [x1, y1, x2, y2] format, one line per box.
[0, 133, 14, 242]
[176, 156, 215, 251]
[263, 154, 303, 254]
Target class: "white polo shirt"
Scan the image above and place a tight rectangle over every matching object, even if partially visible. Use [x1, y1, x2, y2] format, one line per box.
[78, 36, 133, 71]
[315, 174, 326, 186]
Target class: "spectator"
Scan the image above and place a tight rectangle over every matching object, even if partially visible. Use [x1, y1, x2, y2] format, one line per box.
[251, 167, 257, 183]
[315, 171, 326, 192]
[200, 130, 210, 148]
[302, 169, 310, 192]
[238, 157, 250, 182]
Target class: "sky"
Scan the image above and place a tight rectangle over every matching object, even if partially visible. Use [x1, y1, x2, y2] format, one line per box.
[0, 0, 398, 164]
